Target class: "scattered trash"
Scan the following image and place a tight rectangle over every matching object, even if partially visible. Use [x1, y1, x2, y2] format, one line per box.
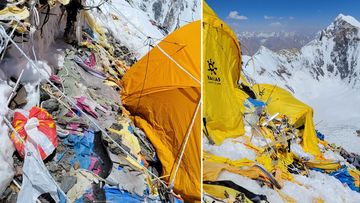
[203, 2, 360, 202]
[0, 1, 180, 202]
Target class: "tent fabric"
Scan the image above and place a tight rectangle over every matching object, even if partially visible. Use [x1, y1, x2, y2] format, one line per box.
[253, 84, 321, 157]
[203, 153, 276, 186]
[121, 21, 201, 202]
[203, 180, 268, 203]
[203, 2, 249, 145]
[305, 159, 341, 171]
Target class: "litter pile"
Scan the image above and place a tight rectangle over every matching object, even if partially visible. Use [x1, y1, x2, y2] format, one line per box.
[0, 0, 190, 202]
[203, 2, 360, 203]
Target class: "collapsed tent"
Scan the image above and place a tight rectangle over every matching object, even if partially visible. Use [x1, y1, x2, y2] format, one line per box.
[203, 2, 249, 145]
[121, 21, 201, 202]
[202, 2, 360, 202]
[253, 84, 321, 157]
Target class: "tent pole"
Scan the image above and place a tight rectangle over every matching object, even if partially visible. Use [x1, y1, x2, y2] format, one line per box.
[6, 69, 25, 107]
[170, 98, 201, 188]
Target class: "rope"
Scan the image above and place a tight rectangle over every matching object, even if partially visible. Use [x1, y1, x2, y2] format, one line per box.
[169, 98, 201, 188]
[156, 44, 200, 84]
[0, 25, 168, 188]
[0, 23, 17, 62]
[133, 42, 151, 121]
[31, 0, 40, 27]
[40, 4, 51, 38]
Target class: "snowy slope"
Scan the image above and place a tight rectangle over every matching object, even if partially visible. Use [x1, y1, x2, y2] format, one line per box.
[125, 0, 200, 33]
[90, 0, 200, 58]
[243, 14, 360, 154]
[204, 126, 360, 203]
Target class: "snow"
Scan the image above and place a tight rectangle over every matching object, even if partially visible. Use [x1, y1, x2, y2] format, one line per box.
[203, 138, 257, 161]
[212, 141, 360, 202]
[0, 82, 15, 194]
[336, 14, 360, 28]
[89, 0, 200, 59]
[291, 171, 360, 203]
[90, 0, 165, 58]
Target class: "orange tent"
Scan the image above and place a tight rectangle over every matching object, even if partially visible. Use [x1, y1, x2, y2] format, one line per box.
[121, 21, 201, 202]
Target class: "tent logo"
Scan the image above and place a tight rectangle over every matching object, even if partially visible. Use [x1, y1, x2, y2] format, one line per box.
[207, 59, 221, 84]
[207, 59, 217, 75]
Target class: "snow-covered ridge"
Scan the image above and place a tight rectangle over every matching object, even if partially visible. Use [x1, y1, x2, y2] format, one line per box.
[90, 0, 200, 59]
[243, 14, 360, 154]
[237, 31, 297, 39]
[237, 31, 313, 55]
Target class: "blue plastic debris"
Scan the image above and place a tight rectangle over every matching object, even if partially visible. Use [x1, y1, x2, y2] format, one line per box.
[330, 167, 359, 192]
[104, 185, 144, 203]
[316, 130, 325, 141]
[247, 98, 266, 107]
[63, 130, 95, 169]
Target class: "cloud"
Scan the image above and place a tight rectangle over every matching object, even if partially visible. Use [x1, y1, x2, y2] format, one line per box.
[265, 16, 293, 20]
[264, 15, 275, 20]
[227, 11, 248, 20]
[269, 22, 283, 26]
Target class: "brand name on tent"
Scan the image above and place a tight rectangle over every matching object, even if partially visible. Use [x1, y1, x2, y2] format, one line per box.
[207, 59, 221, 84]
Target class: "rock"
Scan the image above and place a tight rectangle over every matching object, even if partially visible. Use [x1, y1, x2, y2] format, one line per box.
[48, 162, 59, 173]
[73, 161, 80, 170]
[9, 85, 27, 110]
[60, 176, 77, 193]
[41, 99, 59, 114]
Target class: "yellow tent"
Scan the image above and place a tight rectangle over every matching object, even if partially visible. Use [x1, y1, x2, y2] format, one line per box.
[253, 84, 321, 157]
[121, 21, 201, 202]
[203, 2, 249, 145]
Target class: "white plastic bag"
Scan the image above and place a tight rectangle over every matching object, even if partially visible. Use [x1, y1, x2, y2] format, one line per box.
[0, 132, 15, 195]
[17, 142, 59, 203]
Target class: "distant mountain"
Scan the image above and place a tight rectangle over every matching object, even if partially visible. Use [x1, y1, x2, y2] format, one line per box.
[242, 14, 360, 153]
[237, 31, 314, 55]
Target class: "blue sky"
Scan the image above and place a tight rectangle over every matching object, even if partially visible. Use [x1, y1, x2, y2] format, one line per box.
[206, 0, 360, 33]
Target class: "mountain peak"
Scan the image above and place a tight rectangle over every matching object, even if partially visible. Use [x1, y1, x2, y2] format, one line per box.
[257, 45, 272, 53]
[334, 14, 360, 28]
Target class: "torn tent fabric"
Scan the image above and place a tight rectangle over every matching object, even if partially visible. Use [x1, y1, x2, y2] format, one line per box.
[305, 159, 341, 171]
[203, 2, 249, 145]
[121, 21, 201, 202]
[203, 180, 268, 203]
[202, 155, 281, 189]
[253, 84, 321, 157]
[10, 107, 58, 160]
